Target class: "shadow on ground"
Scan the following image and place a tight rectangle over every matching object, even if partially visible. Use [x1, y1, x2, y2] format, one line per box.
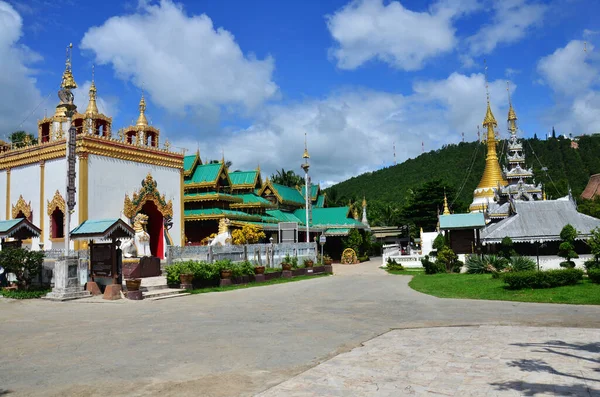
[0, 390, 12, 395]
[491, 340, 600, 396]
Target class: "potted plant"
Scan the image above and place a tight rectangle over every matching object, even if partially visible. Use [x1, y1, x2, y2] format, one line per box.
[303, 258, 314, 268]
[281, 254, 292, 271]
[254, 265, 265, 274]
[220, 269, 232, 279]
[179, 273, 193, 286]
[125, 278, 141, 291]
[323, 255, 333, 266]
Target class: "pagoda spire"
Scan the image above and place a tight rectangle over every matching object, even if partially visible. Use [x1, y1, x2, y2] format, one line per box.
[443, 193, 450, 215]
[85, 65, 99, 115]
[507, 81, 517, 134]
[469, 62, 508, 212]
[361, 196, 369, 226]
[136, 92, 148, 127]
[61, 43, 77, 90]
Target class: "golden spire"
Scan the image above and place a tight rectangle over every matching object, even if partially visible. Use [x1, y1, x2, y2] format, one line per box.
[136, 92, 148, 127]
[543, 188, 547, 200]
[303, 132, 310, 159]
[443, 193, 450, 215]
[85, 65, 99, 115]
[362, 196, 367, 208]
[61, 43, 77, 90]
[507, 81, 517, 133]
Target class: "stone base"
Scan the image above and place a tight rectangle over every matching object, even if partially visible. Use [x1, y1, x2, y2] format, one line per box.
[254, 274, 265, 283]
[324, 265, 333, 274]
[43, 288, 91, 302]
[103, 284, 122, 300]
[219, 279, 232, 287]
[282, 270, 292, 278]
[85, 282, 102, 296]
[180, 283, 193, 290]
[126, 290, 143, 300]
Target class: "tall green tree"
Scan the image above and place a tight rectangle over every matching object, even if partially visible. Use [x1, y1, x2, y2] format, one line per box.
[270, 168, 303, 187]
[9, 131, 36, 148]
[402, 180, 460, 231]
[558, 224, 579, 268]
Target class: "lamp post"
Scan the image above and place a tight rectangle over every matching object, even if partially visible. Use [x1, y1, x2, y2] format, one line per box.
[301, 133, 311, 243]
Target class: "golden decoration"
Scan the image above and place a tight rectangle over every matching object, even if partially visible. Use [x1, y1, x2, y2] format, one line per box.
[443, 194, 450, 215]
[12, 195, 32, 219]
[341, 248, 358, 264]
[123, 173, 173, 219]
[47, 190, 65, 216]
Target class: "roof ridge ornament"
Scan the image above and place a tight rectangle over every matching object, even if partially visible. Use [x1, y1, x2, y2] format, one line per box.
[85, 65, 99, 116]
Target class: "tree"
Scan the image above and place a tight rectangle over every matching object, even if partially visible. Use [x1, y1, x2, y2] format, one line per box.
[343, 229, 363, 255]
[0, 248, 45, 290]
[270, 168, 303, 187]
[436, 245, 459, 273]
[533, 133, 538, 140]
[231, 225, 266, 245]
[499, 236, 516, 260]
[552, 126, 556, 139]
[402, 180, 460, 231]
[558, 224, 578, 268]
[587, 227, 600, 264]
[9, 131, 36, 148]
[209, 159, 233, 169]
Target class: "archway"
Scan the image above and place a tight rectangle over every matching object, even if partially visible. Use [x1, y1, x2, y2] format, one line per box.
[51, 208, 65, 238]
[141, 200, 164, 259]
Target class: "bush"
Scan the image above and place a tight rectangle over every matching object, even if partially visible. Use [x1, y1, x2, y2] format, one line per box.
[502, 269, 584, 290]
[421, 255, 445, 274]
[584, 259, 600, 272]
[499, 237, 517, 260]
[436, 246, 459, 273]
[358, 255, 369, 262]
[510, 256, 536, 272]
[0, 248, 45, 290]
[0, 287, 50, 299]
[558, 224, 579, 267]
[466, 255, 509, 274]
[386, 258, 404, 271]
[588, 269, 600, 284]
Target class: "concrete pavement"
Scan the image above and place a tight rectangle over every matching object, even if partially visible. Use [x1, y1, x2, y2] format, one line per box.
[1, 258, 599, 396]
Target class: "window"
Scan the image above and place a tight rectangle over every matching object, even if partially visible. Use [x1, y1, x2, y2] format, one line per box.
[51, 208, 64, 239]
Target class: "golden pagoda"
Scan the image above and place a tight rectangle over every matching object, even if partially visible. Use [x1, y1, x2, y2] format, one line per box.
[469, 89, 507, 212]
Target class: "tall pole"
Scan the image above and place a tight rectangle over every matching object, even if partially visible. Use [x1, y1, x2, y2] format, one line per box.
[301, 133, 311, 243]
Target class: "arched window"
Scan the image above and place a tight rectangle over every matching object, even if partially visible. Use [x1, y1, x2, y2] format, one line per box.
[51, 208, 65, 238]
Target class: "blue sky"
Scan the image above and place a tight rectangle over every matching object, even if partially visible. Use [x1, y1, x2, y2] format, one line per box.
[1, 0, 600, 185]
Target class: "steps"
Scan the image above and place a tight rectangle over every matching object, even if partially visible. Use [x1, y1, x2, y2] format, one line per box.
[129, 276, 190, 301]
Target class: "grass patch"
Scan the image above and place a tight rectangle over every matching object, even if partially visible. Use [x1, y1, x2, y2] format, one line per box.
[188, 273, 330, 294]
[406, 273, 600, 305]
[386, 268, 425, 275]
[0, 287, 51, 299]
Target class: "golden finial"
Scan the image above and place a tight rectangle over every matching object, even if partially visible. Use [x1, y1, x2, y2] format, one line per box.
[164, 138, 171, 151]
[482, 60, 497, 128]
[85, 65, 99, 115]
[136, 91, 148, 127]
[303, 132, 310, 159]
[221, 149, 225, 163]
[61, 43, 77, 90]
[542, 188, 547, 200]
[443, 193, 450, 215]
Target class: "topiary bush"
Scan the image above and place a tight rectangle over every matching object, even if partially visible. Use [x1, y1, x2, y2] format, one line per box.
[510, 256, 536, 272]
[386, 258, 405, 271]
[502, 269, 584, 290]
[421, 255, 445, 274]
[584, 260, 600, 272]
[588, 269, 600, 284]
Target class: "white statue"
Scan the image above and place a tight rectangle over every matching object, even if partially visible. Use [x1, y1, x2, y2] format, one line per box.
[209, 218, 232, 246]
[122, 213, 152, 258]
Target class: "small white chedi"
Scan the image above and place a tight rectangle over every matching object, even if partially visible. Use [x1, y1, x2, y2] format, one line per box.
[122, 213, 152, 258]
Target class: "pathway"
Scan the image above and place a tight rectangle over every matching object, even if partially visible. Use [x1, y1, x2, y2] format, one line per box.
[1, 258, 599, 396]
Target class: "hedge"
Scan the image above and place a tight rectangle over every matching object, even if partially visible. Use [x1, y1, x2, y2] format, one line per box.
[588, 269, 600, 284]
[502, 269, 583, 290]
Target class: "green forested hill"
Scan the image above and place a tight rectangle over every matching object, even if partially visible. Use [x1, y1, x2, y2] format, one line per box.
[325, 135, 600, 227]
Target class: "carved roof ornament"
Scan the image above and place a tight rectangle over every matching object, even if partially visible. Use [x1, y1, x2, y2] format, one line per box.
[136, 93, 148, 127]
[85, 65, 99, 116]
[123, 173, 173, 219]
[47, 190, 66, 215]
[12, 195, 32, 219]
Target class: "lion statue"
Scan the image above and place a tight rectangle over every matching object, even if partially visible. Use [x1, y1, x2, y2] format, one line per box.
[209, 218, 232, 246]
[122, 213, 151, 258]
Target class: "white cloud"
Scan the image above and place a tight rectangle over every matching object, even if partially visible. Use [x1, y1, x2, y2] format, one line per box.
[0, 1, 43, 138]
[171, 73, 511, 185]
[326, 0, 471, 71]
[466, 0, 546, 56]
[80, 0, 278, 117]
[538, 39, 600, 134]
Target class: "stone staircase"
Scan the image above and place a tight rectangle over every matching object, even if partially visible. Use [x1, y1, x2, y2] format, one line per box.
[138, 276, 190, 301]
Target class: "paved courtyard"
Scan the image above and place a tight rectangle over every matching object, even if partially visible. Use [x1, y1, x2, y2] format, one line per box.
[1, 259, 600, 396]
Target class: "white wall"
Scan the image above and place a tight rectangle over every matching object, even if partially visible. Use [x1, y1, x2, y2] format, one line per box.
[44, 158, 70, 250]
[0, 170, 6, 221]
[88, 155, 182, 245]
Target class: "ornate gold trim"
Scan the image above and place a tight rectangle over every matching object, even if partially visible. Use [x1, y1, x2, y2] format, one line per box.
[76, 153, 89, 250]
[183, 193, 242, 203]
[124, 173, 174, 219]
[40, 161, 45, 242]
[12, 195, 32, 219]
[49, 237, 65, 243]
[47, 190, 66, 216]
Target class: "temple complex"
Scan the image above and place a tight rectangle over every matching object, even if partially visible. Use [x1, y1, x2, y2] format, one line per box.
[0, 46, 184, 258]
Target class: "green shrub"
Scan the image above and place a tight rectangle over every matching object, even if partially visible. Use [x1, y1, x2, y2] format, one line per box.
[0, 248, 45, 290]
[0, 287, 50, 299]
[558, 224, 579, 267]
[421, 255, 445, 274]
[386, 258, 404, 271]
[584, 259, 600, 272]
[436, 246, 459, 273]
[499, 237, 517, 260]
[502, 269, 584, 290]
[588, 269, 600, 284]
[290, 256, 299, 269]
[358, 255, 369, 262]
[510, 256, 536, 272]
[466, 255, 509, 274]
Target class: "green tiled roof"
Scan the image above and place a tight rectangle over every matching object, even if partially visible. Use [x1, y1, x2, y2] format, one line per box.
[229, 171, 257, 186]
[70, 219, 134, 239]
[184, 192, 241, 202]
[300, 184, 319, 200]
[265, 210, 303, 224]
[183, 154, 198, 174]
[184, 208, 259, 220]
[271, 183, 305, 205]
[234, 194, 272, 205]
[0, 219, 22, 233]
[185, 163, 222, 185]
[314, 194, 325, 208]
[324, 228, 351, 236]
[439, 213, 486, 230]
[0, 218, 41, 239]
[294, 207, 366, 228]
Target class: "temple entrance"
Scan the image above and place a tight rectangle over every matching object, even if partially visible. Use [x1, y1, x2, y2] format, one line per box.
[141, 200, 164, 259]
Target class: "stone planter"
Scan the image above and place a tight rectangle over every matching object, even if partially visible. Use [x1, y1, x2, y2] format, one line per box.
[179, 273, 194, 290]
[305, 260, 314, 268]
[125, 278, 141, 291]
[281, 263, 292, 271]
[324, 259, 333, 266]
[254, 266, 265, 275]
[220, 269, 232, 279]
